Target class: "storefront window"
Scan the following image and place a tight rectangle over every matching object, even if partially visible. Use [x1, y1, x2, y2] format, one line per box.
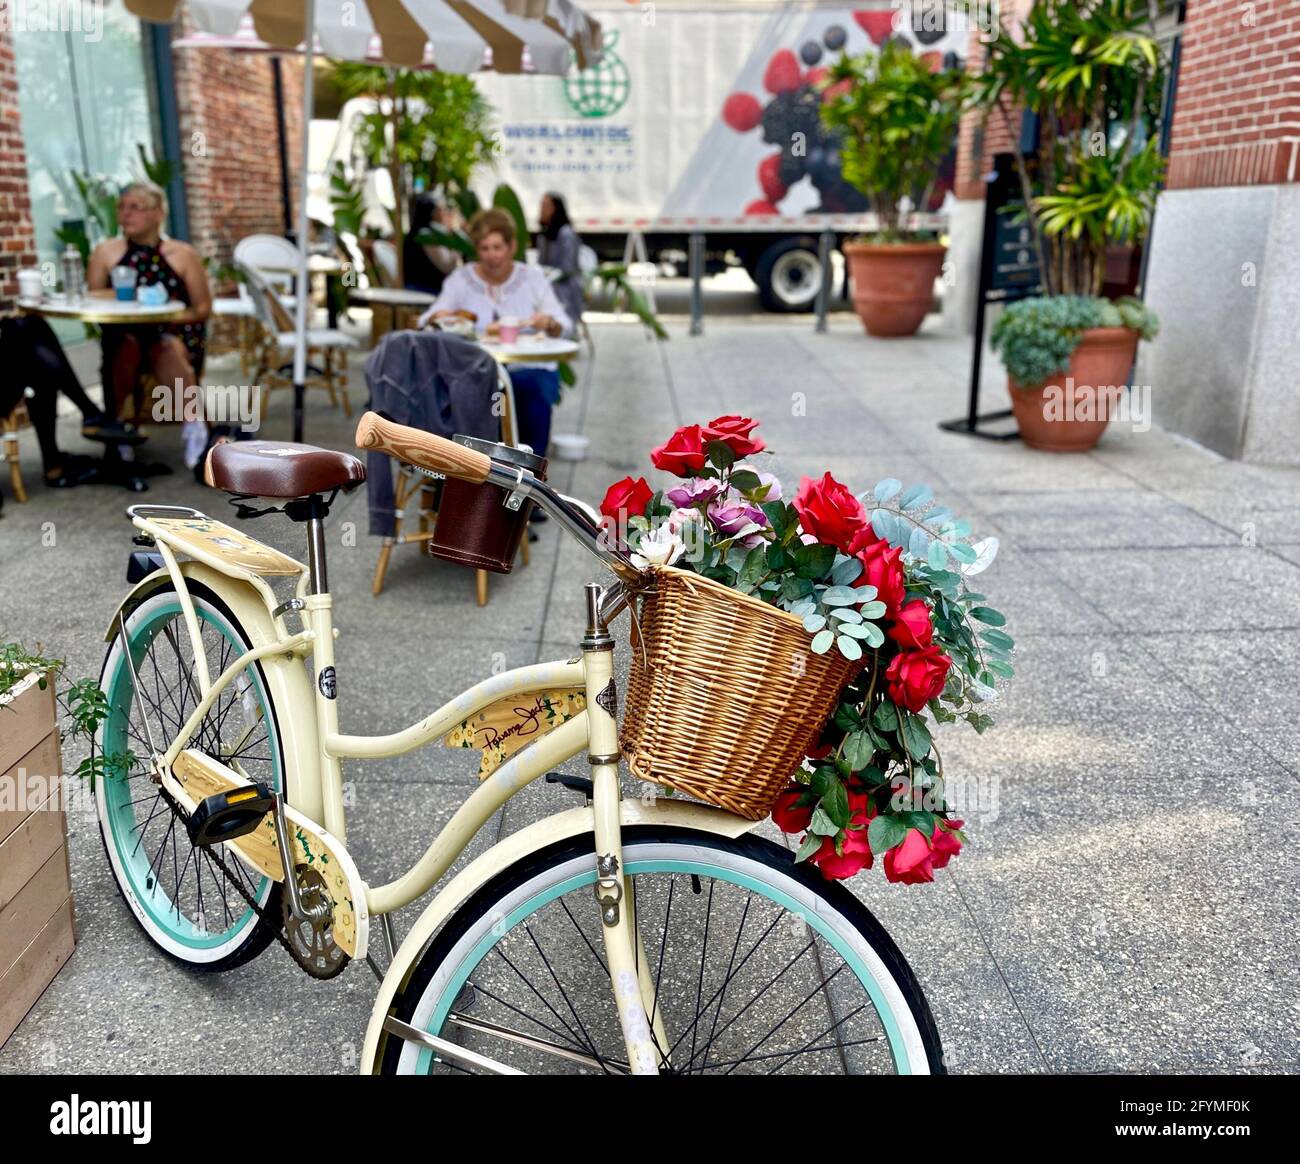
[12, 5, 162, 277]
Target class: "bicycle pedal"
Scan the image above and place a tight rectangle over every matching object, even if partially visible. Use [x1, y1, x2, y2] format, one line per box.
[186, 783, 275, 849]
[545, 771, 593, 798]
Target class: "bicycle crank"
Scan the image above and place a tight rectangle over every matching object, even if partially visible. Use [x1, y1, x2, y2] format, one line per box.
[283, 864, 349, 979]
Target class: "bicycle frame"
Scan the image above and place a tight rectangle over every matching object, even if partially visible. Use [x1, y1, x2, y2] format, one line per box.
[109, 503, 754, 1074]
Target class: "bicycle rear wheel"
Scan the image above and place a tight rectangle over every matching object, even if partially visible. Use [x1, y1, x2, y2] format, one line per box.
[377, 827, 943, 1075]
[96, 582, 286, 970]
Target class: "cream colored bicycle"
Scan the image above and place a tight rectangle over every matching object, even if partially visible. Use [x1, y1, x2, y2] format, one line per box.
[94, 412, 943, 1075]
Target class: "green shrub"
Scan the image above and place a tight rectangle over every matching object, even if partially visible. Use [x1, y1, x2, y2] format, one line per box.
[990, 295, 1158, 387]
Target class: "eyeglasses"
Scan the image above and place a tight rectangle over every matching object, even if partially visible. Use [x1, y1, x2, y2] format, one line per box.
[118, 201, 159, 214]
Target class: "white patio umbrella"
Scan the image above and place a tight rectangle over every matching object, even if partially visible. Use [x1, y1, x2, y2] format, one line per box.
[126, 0, 602, 441]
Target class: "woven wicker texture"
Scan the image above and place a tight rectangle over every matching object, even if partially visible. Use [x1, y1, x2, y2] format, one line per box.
[621, 566, 862, 820]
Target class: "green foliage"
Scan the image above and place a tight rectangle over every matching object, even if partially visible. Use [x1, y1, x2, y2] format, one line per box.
[968, 0, 1167, 296]
[1, 639, 133, 792]
[332, 64, 498, 200]
[584, 262, 668, 339]
[820, 40, 967, 239]
[491, 183, 529, 262]
[990, 293, 1159, 386]
[327, 160, 366, 239]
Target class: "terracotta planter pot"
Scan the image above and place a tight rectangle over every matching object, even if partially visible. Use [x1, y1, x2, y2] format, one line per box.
[1009, 326, 1140, 452]
[843, 241, 946, 337]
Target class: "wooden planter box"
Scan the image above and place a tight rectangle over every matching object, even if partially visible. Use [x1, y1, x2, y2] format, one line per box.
[0, 672, 76, 1047]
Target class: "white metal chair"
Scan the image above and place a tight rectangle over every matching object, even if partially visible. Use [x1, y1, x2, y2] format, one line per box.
[238, 262, 358, 420]
[371, 239, 399, 288]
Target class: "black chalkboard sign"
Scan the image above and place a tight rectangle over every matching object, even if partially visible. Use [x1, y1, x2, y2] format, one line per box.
[939, 154, 1044, 440]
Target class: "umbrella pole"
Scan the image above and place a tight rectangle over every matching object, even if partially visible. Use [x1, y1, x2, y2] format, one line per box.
[291, 0, 316, 444]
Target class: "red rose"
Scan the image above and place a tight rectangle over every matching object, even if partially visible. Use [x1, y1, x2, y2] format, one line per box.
[883, 828, 936, 884]
[885, 646, 952, 713]
[931, 819, 963, 870]
[771, 786, 814, 834]
[888, 599, 934, 650]
[852, 530, 906, 615]
[703, 414, 766, 459]
[650, 425, 708, 476]
[884, 819, 964, 884]
[793, 472, 867, 553]
[809, 791, 876, 881]
[599, 476, 653, 523]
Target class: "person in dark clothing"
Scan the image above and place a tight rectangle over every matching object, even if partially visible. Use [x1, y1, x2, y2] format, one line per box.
[537, 192, 585, 331]
[403, 195, 461, 296]
[0, 313, 146, 494]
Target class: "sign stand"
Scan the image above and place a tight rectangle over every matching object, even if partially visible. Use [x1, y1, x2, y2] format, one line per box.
[939, 154, 1042, 441]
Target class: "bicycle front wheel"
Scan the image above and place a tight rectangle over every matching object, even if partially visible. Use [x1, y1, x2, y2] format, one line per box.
[378, 827, 943, 1075]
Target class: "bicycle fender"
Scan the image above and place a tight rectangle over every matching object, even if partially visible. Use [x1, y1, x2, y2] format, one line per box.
[103, 562, 324, 824]
[360, 797, 757, 1073]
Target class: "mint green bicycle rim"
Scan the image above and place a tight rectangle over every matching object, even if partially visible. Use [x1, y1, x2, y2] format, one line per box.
[101, 594, 282, 952]
[413, 853, 920, 1074]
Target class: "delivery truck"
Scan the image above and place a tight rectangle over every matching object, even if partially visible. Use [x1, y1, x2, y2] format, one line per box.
[472, 1, 969, 311]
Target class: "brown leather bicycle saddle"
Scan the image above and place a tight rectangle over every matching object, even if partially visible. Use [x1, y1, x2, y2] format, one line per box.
[204, 441, 366, 498]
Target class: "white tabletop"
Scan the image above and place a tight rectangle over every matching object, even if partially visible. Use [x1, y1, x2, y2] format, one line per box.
[260, 255, 347, 275]
[348, 287, 437, 306]
[485, 336, 580, 363]
[19, 295, 187, 322]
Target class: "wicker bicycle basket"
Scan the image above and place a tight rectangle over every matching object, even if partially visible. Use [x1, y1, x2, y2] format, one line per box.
[621, 566, 864, 821]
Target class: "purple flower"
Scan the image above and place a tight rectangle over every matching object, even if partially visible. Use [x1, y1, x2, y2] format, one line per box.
[707, 497, 768, 542]
[665, 477, 723, 508]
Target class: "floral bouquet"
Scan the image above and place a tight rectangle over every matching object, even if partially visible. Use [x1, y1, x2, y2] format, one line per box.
[600, 415, 1012, 883]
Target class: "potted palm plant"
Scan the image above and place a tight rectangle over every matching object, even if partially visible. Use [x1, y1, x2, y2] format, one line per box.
[977, 0, 1166, 450]
[821, 41, 967, 337]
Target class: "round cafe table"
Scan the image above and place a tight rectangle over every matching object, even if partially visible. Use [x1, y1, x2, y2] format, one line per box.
[18, 293, 186, 324]
[19, 293, 189, 492]
[481, 335, 579, 364]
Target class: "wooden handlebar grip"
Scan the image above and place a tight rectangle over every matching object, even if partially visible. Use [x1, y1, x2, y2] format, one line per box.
[354, 412, 492, 484]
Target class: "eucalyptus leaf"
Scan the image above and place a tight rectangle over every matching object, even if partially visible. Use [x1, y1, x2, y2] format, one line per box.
[822, 585, 860, 606]
[830, 555, 863, 586]
[947, 541, 977, 564]
[927, 539, 948, 571]
[873, 477, 901, 503]
[837, 635, 863, 661]
[862, 622, 885, 647]
[963, 536, 999, 576]
[837, 623, 873, 639]
[908, 527, 930, 559]
[858, 601, 887, 620]
[811, 629, 834, 654]
[832, 607, 863, 624]
[898, 483, 934, 511]
[803, 613, 827, 633]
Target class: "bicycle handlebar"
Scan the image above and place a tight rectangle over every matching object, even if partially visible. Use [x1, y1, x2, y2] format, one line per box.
[355, 412, 492, 484]
[354, 411, 645, 586]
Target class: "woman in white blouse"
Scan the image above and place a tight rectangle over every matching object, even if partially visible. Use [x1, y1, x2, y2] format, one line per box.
[417, 208, 572, 459]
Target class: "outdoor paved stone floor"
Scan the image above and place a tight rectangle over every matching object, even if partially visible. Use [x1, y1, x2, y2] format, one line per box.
[1, 304, 1297, 1074]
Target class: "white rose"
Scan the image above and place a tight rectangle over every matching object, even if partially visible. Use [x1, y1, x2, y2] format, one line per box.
[631, 521, 687, 570]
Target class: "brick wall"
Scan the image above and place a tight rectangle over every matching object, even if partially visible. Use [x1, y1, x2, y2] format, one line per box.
[0, 27, 38, 314]
[1165, 0, 1300, 189]
[954, 0, 1034, 200]
[171, 16, 304, 268]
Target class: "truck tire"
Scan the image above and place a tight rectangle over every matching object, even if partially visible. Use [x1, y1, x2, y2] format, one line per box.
[754, 236, 823, 313]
